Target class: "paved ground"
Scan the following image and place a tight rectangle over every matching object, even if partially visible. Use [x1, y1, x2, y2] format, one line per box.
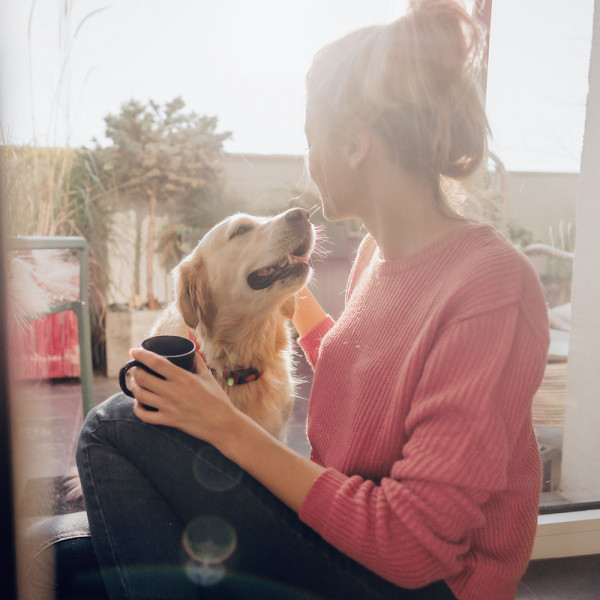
[11, 350, 313, 494]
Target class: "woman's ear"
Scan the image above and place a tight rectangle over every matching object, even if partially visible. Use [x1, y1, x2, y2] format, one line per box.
[346, 126, 371, 170]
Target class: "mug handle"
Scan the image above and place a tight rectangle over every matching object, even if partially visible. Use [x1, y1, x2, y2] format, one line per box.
[119, 360, 162, 411]
[118, 360, 143, 398]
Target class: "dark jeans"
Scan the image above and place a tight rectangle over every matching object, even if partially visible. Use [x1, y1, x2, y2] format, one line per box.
[51, 393, 457, 599]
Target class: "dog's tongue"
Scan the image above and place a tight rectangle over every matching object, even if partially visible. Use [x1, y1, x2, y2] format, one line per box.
[249, 250, 312, 289]
[291, 252, 309, 262]
[257, 266, 277, 277]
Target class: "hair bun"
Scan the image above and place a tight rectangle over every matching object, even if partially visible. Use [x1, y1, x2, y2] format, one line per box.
[404, 0, 482, 87]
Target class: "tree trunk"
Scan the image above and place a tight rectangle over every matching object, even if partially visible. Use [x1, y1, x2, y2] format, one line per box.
[129, 209, 143, 306]
[146, 189, 159, 310]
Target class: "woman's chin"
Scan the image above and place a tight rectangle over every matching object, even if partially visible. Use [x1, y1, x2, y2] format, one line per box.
[322, 206, 352, 223]
[320, 202, 341, 222]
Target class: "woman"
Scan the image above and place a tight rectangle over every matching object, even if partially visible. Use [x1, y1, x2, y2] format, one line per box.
[74, 1, 549, 598]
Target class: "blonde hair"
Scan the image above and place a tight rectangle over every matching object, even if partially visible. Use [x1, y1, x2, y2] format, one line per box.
[306, 0, 490, 205]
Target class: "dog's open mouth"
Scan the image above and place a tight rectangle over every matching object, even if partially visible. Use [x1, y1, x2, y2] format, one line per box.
[247, 240, 311, 291]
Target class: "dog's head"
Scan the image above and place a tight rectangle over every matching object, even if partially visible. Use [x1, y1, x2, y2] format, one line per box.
[174, 208, 315, 338]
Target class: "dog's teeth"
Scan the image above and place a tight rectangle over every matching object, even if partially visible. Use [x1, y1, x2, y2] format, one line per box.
[278, 257, 289, 268]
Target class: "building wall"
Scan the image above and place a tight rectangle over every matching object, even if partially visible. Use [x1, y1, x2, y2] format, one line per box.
[506, 171, 578, 245]
[223, 153, 310, 210]
[223, 154, 580, 245]
[107, 153, 580, 315]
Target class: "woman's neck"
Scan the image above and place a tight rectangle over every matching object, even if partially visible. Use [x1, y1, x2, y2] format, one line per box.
[357, 141, 464, 260]
[364, 200, 464, 261]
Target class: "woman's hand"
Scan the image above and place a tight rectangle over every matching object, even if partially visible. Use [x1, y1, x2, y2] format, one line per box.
[292, 287, 328, 338]
[129, 348, 238, 448]
[127, 345, 325, 514]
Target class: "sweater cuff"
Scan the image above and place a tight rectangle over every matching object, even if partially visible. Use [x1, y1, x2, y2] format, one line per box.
[299, 468, 349, 534]
[297, 316, 335, 368]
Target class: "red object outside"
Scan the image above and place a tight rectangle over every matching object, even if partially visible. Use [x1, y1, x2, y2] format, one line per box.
[14, 311, 81, 380]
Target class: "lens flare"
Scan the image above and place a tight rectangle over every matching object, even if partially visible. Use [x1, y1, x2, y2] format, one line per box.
[183, 516, 237, 565]
[192, 445, 243, 492]
[185, 560, 226, 586]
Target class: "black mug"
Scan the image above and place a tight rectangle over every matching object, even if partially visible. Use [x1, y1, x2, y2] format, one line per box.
[119, 335, 196, 407]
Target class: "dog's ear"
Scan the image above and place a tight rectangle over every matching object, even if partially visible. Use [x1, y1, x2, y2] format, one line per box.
[175, 257, 215, 332]
[280, 295, 296, 320]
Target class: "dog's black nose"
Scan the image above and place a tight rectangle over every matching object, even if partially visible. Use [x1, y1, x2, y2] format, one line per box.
[285, 208, 309, 223]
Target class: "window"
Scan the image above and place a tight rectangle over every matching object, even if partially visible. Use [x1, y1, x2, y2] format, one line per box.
[486, 0, 600, 557]
[2, 0, 599, 565]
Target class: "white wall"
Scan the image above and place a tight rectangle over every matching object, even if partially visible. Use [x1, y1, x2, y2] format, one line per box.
[223, 153, 310, 210]
[506, 171, 578, 245]
[106, 153, 580, 306]
[106, 208, 171, 306]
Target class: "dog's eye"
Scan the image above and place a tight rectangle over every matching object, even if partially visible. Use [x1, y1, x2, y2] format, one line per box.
[229, 224, 253, 240]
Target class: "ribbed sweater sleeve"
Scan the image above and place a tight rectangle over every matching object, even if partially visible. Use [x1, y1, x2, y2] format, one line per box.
[297, 224, 549, 600]
[298, 316, 336, 369]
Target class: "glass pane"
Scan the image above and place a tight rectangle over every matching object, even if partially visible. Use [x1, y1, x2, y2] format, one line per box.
[487, 0, 597, 511]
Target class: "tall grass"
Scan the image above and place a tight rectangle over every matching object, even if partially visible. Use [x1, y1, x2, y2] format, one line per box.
[2, 142, 115, 369]
[5, 145, 70, 235]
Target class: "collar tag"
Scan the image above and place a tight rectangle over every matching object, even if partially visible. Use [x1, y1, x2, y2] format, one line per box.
[189, 330, 263, 386]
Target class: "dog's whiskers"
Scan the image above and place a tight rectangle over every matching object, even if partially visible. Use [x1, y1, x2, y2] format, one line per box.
[309, 225, 333, 262]
[308, 203, 322, 218]
[311, 245, 331, 262]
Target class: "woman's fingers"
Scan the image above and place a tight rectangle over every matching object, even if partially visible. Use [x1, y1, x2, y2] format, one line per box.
[133, 398, 164, 423]
[128, 372, 163, 407]
[130, 347, 175, 379]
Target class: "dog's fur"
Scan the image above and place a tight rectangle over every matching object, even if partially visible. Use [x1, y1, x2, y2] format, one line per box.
[150, 207, 315, 440]
[65, 208, 314, 500]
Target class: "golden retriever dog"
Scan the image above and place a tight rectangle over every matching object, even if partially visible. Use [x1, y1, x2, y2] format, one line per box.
[150, 207, 315, 441]
[65, 207, 315, 501]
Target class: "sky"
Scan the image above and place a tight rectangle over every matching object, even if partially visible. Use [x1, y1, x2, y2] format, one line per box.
[0, 0, 595, 172]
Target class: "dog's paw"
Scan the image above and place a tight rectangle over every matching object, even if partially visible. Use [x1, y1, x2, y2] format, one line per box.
[61, 467, 83, 503]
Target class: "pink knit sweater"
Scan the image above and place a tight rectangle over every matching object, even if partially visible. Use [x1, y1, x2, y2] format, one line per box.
[298, 222, 549, 600]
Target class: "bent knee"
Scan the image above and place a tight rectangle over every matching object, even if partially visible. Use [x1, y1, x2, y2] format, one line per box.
[84, 393, 136, 427]
[76, 394, 136, 457]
